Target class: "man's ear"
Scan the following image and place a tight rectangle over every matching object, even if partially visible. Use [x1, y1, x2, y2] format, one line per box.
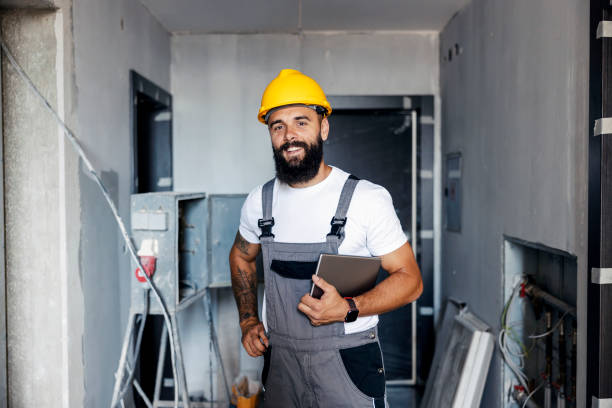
[320, 117, 330, 141]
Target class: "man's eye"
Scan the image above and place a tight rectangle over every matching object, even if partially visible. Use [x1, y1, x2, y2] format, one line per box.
[297, 121, 306, 126]
[273, 125, 283, 131]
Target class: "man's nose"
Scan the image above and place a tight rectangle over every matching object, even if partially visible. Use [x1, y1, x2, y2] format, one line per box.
[284, 125, 298, 142]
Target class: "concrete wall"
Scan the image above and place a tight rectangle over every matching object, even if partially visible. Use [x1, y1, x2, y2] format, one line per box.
[2, 9, 67, 407]
[439, 0, 589, 406]
[72, 0, 171, 406]
[172, 32, 439, 194]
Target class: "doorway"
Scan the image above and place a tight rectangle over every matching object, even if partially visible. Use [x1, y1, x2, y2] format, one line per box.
[325, 95, 436, 399]
[131, 70, 173, 193]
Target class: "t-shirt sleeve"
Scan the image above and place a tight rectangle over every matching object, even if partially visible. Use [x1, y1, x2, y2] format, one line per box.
[364, 186, 408, 257]
[238, 186, 263, 244]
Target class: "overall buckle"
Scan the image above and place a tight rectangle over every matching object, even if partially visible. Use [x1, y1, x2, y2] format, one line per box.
[258, 218, 275, 238]
[327, 217, 347, 238]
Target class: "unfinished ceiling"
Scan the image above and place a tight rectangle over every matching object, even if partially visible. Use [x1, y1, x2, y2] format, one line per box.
[139, 0, 470, 34]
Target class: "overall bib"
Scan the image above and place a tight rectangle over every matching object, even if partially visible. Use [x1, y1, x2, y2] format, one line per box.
[259, 175, 388, 408]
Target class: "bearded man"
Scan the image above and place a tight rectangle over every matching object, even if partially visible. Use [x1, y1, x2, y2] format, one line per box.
[229, 69, 423, 408]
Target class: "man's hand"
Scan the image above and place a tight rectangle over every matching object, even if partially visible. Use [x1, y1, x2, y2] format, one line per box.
[298, 275, 350, 326]
[240, 317, 269, 357]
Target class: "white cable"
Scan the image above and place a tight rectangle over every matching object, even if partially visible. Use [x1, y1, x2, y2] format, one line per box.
[521, 380, 545, 408]
[499, 281, 529, 390]
[528, 310, 570, 339]
[0, 41, 180, 407]
[499, 329, 528, 389]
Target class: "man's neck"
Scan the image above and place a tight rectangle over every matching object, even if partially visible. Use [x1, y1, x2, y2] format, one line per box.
[288, 162, 332, 188]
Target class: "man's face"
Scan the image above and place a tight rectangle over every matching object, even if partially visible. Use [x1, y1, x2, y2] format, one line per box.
[267, 106, 329, 185]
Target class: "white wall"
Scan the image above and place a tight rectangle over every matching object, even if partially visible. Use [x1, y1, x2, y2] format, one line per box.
[172, 32, 439, 194]
[439, 0, 589, 406]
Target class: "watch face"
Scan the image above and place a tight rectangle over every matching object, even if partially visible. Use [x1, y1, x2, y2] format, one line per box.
[345, 309, 359, 323]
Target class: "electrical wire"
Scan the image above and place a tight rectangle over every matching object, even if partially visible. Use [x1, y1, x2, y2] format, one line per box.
[521, 380, 545, 408]
[499, 280, 529, 390]
[528, 310, 570, 339]
[0, 40, 180, 407]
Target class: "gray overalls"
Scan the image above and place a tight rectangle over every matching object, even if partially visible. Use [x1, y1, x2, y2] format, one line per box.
[259, 175, 388, 408]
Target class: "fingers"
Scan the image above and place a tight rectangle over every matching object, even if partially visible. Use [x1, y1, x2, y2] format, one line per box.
[298, 300, 315, 318]
[312, 275, 336, 295]
[298, 296, 324, 326]
[242, 323, 268, 357]
[257, 325, 269, 347]
[300, 293, 319, 309]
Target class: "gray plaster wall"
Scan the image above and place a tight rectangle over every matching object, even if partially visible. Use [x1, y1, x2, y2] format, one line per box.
[72, 0, 170, 406]
[439, 0, 589, 406]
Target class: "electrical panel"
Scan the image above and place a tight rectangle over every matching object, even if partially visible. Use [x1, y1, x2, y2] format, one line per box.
[502, 237, 577, 407]
[130, 192, 208, 314]
[445, 152, 462, 232]
[129, 192, 247, 314]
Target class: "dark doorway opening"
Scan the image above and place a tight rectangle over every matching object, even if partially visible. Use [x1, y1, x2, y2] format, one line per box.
[131, 70, 173, 193]
[325, 96, 436, 402]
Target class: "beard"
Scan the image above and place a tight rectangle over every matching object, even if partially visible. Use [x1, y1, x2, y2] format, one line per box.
[272, 135, 324, 185]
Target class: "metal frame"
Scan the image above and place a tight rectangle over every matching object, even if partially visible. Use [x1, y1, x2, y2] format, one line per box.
[328, 96, 424, 386]
[589, 1, 612, 405]
[421, 305, 494, 408]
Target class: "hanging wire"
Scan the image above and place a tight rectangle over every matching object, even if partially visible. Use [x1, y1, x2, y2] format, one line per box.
[0, 40, 180, 407]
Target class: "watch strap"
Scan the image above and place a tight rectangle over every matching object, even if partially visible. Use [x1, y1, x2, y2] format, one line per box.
[344, 297, 359, 322]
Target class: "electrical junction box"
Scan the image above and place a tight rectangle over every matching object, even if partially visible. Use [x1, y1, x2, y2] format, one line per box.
[131, 192, 207, 314]
[130, 192, 246, 314]
[445, 152, 462, 232]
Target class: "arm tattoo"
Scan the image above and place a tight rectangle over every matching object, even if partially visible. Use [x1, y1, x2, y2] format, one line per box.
[233, 232, 250, 256]
[231, 265, 258, 324]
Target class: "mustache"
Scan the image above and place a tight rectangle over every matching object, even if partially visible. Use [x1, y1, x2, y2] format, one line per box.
[278, 141, 310, 152]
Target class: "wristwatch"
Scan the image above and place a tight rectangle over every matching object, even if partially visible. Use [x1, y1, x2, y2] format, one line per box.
[344, 297, 359, 323]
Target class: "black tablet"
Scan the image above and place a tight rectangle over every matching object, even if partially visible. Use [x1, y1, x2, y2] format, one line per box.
[310, 254, 381, 299]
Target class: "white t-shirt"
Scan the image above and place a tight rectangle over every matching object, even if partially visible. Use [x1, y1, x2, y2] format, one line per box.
[239, 166, 407, 334]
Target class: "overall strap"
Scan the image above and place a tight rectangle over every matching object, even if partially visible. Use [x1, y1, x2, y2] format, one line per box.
[327, 174, 360, 243]
[259, 178, 276, 240]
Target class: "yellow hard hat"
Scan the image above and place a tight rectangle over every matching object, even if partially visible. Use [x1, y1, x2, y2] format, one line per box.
[258, 69, 332, 124]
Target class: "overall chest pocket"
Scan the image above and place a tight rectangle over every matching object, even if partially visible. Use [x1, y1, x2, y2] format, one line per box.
[270, 259, 318, 300]
[270, 260, 318, 280]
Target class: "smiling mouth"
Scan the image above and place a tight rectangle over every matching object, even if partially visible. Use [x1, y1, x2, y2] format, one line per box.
[285, 147, 303, 155]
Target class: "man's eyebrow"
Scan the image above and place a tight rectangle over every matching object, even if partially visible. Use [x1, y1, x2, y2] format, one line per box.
[268, 119, 283, 128]
[294, 116, 311, 121]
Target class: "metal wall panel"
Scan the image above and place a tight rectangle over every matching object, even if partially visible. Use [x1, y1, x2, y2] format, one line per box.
[207, 194, 247, 287]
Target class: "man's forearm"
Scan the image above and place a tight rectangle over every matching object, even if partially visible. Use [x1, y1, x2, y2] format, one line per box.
[230, 257, 259, 326]
[353, 268, 423, 317]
